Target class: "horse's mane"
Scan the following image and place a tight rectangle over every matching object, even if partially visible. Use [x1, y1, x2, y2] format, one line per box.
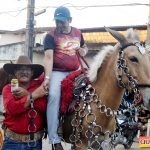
[88, 45, 114, 82]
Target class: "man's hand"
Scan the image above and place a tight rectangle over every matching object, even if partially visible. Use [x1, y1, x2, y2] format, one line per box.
[12, 87, 29, 99]
[78, 47, 86, 56]
[43, 78, 49, 91]
[24, 84, 48, 107]
[78, 45, 88, 56]
[32, 84, 48, 100]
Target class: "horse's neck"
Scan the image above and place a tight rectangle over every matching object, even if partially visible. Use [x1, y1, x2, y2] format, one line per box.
[93, 50, 125, 110]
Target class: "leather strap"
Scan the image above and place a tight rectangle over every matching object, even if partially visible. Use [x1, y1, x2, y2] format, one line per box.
[76, 51, 89, 76]
[5, 128, 44, 142]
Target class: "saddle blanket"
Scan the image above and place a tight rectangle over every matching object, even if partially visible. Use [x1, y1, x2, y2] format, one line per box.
[60, 70, 82, 114]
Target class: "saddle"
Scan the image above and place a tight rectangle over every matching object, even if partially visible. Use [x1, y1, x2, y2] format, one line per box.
[60, 70, 88, 115]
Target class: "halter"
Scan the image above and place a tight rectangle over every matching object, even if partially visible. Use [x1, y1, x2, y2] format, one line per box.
[117, 43, 150, 105]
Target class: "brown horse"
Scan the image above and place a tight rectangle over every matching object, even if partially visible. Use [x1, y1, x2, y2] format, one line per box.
[62, 28, 150, 150]
[0, 60, 15, 94]
[0, 68, 12, 94]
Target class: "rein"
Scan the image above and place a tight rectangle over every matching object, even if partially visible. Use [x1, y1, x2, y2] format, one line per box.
[76, 51, 89, 75]
[76, 51, 90, 85]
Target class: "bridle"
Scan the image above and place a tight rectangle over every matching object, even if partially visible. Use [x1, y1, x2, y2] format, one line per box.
[117, 42, 150, 105]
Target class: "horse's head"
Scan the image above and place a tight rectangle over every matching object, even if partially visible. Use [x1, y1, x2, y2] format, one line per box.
[106, 27, 150, 110]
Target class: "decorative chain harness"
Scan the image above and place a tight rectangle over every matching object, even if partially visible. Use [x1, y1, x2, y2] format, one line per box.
[117, 48, 139, 93]
[28, 93, 37, 147]
[69, 84, 115, 150]
[116, 46, 142, 110]
[68, 43, 146, 149]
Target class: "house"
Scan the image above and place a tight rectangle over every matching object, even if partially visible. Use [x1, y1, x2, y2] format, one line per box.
[0, 25, 148, 67]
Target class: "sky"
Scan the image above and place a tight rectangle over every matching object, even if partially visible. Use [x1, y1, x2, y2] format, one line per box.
[0, 0, 149, 31]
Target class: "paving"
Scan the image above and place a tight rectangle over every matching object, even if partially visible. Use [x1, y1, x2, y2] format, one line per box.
[0, 127, 149, 149]
[42, 139, 150, 150]
[0, 102, 150, 149]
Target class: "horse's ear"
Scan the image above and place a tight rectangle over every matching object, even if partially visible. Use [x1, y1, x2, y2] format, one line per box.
[105, 27, 129, 48]
[126, 28, 140, 43]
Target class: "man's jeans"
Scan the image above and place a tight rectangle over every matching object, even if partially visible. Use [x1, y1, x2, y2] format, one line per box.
[2, 136, 42, 150]
[47, 71, 70, 144]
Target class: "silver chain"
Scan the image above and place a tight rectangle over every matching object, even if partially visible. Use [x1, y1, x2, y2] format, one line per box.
[70, 84, 113, 149]
[70, 44, 143, 149]
[27, 94, 37, 147]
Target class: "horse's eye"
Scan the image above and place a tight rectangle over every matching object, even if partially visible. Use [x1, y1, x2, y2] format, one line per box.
[129, 56, 138, 63]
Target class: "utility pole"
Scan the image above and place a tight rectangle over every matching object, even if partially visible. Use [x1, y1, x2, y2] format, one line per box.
[25, 0, 35, 61]
[146, 0, 150, 45]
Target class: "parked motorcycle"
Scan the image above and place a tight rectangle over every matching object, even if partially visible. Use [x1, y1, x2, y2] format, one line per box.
[111, 97, 139, 149]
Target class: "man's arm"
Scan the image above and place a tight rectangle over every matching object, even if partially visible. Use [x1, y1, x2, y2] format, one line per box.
[78, 33, 88, 56]
[43, 50, 53, 90]
[2, 86, 30, 115]
[78, 44, 88, 56]
[24, 84, 48, 108]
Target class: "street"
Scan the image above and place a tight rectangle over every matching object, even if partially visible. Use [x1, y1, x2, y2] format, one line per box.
[0, 125, 149, 150]
[1, 98, 148, 150]
[42, 139, 150, 150]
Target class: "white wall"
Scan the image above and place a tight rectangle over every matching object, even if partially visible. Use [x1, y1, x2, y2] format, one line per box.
[0, 33, 25, 46]
[0, 43, 25, 67]
[35, 32, 47, 45]
[0, 32, 47, 47]
[33, 52, 44, 65]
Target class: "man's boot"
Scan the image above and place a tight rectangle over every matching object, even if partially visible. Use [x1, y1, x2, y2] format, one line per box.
[52, 143, 64, 150]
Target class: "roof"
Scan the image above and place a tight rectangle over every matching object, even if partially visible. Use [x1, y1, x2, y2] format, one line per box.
[0, 24, 147, 34]
[83, 29, 147, 44]
[0, 27, 51, 34]
[81, 25, 147, 32]
[0, 24, 148, 44]
[80, 25, 147, 44]
[0, 41, 25, 47]
[0, 30, 15, 34]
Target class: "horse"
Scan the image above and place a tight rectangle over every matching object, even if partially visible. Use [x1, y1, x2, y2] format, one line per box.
[62, 27, 150, 150]
[0, 67, 12, 94]
[0, 60, 14, 94]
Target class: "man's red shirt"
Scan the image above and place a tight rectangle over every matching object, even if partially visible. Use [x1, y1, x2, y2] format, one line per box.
[2, 76, 47, 134]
